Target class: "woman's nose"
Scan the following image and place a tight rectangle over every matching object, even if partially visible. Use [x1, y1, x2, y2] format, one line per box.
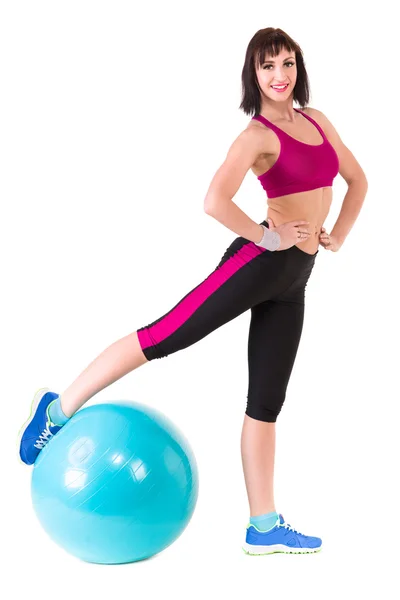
[274, 67, 286, 81]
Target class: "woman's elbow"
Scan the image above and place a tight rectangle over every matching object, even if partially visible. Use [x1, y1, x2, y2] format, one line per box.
[203, 199, 214, 214]
[204, 195, 231, 215]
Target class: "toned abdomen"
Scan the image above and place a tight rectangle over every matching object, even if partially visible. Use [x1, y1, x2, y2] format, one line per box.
[266, 187, 333, 255]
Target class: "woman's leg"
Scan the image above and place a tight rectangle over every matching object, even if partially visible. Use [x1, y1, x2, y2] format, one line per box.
[241, 417, 277, 515]
[60, 331, 148, 417]
[241, 295, 305, 517]
[241, 261, 323, 553]
[60, 233, 287, 418]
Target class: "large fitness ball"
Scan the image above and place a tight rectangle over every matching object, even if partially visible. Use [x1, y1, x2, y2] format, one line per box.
[31, 401, 199, 564]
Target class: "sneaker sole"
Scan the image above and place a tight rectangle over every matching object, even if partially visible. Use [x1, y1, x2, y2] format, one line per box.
[242, 542, 322, 555]
[17, 387, 51, 465]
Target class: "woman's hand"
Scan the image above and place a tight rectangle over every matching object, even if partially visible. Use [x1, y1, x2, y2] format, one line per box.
[267, 217, 311, 251]
[319, 227, 341, 252]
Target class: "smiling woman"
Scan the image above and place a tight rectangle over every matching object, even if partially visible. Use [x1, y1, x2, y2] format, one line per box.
[239, 28, 310, 114]
[18, 25, 367, 559]
[233, 27, 367, 256]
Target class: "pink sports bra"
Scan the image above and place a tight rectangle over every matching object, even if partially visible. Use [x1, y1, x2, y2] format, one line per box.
[252, 108, 340, 198]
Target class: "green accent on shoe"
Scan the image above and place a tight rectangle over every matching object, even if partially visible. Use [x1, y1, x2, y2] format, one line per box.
[46, 400, 57, 427]
[242, 547, 322, 556]
[17, 387, 49, 445]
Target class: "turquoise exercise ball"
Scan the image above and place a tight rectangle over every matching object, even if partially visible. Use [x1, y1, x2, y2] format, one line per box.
[31, 401, 199, 564]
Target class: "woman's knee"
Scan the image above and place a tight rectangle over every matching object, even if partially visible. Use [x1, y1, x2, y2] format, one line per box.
[135, 327, 169, 361]
[245, 394, 285, 423]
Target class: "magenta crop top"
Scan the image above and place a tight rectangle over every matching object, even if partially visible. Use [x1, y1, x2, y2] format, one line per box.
[252, 108, 340, 198]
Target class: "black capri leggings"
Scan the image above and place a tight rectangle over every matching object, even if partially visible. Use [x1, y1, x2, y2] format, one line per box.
[137, 220, 318, 422]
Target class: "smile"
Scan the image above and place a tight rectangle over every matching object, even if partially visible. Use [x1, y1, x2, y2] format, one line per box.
[271, 84, 289, 92]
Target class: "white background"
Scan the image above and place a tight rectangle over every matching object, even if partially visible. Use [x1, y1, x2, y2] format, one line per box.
[1, 1, 399, 598]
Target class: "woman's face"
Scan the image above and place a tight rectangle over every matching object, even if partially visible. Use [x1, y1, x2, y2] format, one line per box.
[255, 48, 297, 102]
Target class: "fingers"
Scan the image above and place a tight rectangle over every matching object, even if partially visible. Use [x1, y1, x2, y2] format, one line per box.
[295, 227, 311, 242]
[319, 232, 331, 249]
[292, 221, 310, 239]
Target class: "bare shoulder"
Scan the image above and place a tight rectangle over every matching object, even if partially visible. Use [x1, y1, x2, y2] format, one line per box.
[303, 106, 340, 141]
[303, 107, 367, 184]
[302, 106, 338, 136]
[225, 124, 272, 164]
[242, 117, 277, 156]
[302, 106, 327, 124]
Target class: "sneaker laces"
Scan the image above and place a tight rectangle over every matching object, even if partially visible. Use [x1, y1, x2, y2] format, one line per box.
[278, 520, 305, 536]
[34, 423, 54, 450]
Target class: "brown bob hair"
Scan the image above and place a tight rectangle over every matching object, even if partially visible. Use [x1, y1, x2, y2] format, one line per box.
[239, 27, 311, 116]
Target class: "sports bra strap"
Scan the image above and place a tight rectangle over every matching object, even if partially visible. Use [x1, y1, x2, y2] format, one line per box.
[252, 114, 281, 132]
[294, 109, 327, 140]
[252, 108, 327, 141]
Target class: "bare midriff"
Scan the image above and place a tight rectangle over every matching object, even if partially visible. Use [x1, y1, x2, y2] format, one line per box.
[266, 187, 333, 255]
[248, 113, 333, 255]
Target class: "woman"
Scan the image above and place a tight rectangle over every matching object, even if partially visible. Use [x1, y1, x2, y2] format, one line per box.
[18, 27, 368, 555]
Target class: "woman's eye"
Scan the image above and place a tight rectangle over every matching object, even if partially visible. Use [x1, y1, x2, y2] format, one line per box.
[263, 62, 294, 70]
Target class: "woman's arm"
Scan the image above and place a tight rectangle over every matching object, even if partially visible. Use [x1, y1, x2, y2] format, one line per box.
[308, 108, 368, 246]
[330, 180, 368, 245]
[203, 128, 268, 244]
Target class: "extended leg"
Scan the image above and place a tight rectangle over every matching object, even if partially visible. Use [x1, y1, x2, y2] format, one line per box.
[19, 233, 285, 465]
[60, 331, 148, 417]
[60, 236, 280, 417]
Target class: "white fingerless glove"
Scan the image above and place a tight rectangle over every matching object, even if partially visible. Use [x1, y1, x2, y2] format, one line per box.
[255, 225, 281, 251]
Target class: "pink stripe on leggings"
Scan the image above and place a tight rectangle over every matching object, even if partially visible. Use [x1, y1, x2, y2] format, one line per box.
[137, 242, 264, 350]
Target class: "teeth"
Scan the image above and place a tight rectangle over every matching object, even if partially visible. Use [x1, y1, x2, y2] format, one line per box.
[272, 85, 288, 89]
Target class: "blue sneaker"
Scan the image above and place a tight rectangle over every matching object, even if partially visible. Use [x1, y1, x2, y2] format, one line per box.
[18, 388, 62, 465]
[242, 513, 322, 555]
